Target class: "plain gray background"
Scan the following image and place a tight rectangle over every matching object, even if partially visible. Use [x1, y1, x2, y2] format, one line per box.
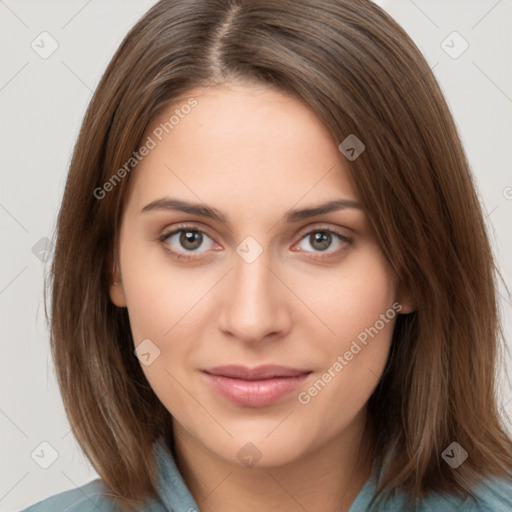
[1, 1, 511, 511]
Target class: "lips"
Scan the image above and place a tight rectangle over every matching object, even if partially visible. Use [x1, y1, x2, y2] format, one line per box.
[202, 364, 311, 380]
[201, 365, 312, 407]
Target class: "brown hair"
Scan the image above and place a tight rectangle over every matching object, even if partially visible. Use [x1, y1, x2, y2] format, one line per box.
[47, 0, 512, 509]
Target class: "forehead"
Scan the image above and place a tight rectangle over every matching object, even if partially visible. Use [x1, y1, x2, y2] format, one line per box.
[126, 83, 359, 216]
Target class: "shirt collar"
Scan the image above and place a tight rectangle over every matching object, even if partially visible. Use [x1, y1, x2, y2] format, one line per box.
[152, 436, 201, 512]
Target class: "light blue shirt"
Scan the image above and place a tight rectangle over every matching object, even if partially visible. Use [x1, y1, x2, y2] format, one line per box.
[21, 437, 512, 511]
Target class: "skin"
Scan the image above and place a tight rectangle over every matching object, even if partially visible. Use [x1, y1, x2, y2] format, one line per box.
[110, 82, 414, 512]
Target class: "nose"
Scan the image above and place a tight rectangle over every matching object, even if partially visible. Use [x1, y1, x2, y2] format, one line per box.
[217, 252, 293, 345]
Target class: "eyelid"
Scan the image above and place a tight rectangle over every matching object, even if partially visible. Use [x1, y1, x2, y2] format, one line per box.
[160, 222, 216, 241]
[160, 221, 352, 242]
[295, 222, 352, 240]
[159, 223, 219, 249]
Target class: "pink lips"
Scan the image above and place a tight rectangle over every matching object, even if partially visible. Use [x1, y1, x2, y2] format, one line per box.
[202, 365, 312, 407]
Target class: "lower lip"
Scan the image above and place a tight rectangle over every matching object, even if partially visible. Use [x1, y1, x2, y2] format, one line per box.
[202, 372, 311, 407]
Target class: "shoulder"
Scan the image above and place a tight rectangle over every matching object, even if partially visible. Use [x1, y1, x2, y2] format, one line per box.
[353, 475, 512, 512]
[463, 476, 512, 512]
[419, 476, 512, 512]
[20, 479, 122, 512]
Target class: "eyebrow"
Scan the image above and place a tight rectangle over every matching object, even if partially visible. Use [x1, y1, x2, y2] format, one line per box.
[140, 197, 362, 224]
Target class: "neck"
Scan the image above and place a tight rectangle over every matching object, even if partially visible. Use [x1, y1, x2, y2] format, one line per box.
[170, 408, 374, 512]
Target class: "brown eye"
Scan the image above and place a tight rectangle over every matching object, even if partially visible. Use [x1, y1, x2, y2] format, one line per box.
[294, 228, 353, 260]
[308, 231, 332, 251]
[160, 226, 217, 260]
[178, 230, 203, 250]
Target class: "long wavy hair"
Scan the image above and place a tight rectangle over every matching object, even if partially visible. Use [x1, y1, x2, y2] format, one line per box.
[46, 0, 512, 509]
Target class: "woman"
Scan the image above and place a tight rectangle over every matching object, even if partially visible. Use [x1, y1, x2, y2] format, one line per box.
[23, 0, 512, 510]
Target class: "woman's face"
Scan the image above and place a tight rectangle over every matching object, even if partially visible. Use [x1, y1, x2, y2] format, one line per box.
[110, 82, 410, 467]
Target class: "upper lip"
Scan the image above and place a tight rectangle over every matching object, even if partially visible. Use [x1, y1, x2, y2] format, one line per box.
[202, 365, 311, 380]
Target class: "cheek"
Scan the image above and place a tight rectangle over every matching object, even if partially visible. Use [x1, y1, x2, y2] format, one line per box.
[295, 246, 398, 420]
[118, 250, 207, 417]
[118, 241, 221, 402]
[292, 240, 398, 346]
[119, 237, 213, 343]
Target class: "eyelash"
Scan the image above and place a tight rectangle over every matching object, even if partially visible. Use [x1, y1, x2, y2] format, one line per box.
[158, 223, 353, 262]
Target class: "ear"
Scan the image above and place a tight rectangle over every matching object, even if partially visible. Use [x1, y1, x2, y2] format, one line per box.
[107, 254, 127, 308]
[396, 279, 416, 314]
